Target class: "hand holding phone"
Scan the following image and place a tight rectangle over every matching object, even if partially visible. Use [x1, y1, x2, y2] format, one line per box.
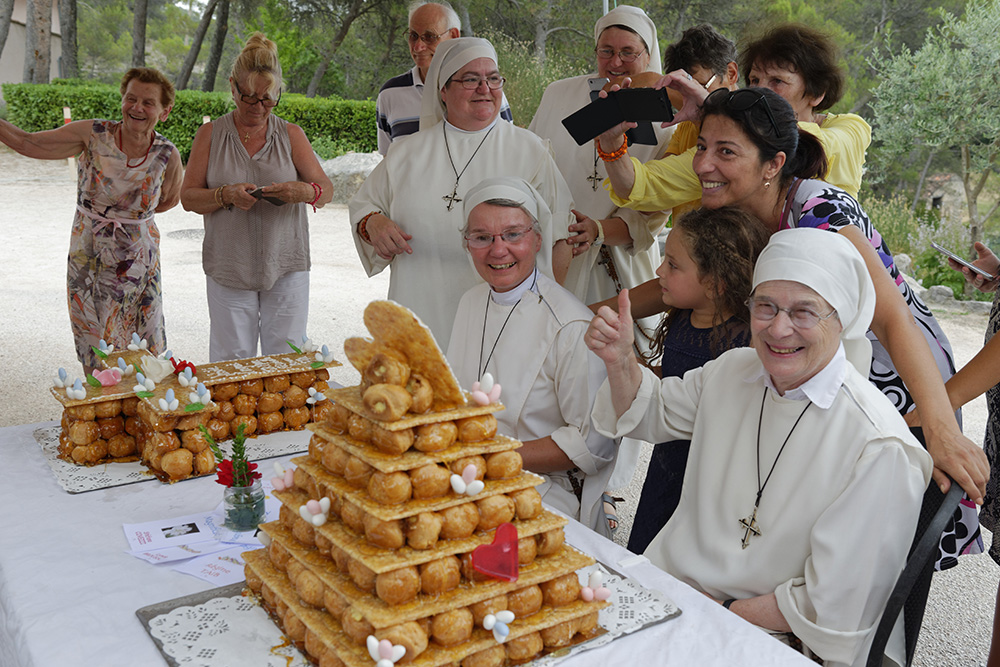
[931, 242, 996, 281]
[251, 188, 286, 206]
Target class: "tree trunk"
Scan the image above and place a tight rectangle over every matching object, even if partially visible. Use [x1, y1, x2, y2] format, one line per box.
[457, 2, 471, 36]
[131, 0, 147, 67]
[0, 0, 15, 64]
[305, 0, 366, 97]
[58, 0, 77, 78]
[201, 0, 230, 92]
[532, 0, 552, 66]
[910, 148, 936, 215]
[175, 0, 218, 90]
[24, 0, 52, 83]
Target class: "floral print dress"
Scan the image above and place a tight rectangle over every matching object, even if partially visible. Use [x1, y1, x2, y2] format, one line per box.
[782, 177, 984, 569]
[68, 120, 174, 367]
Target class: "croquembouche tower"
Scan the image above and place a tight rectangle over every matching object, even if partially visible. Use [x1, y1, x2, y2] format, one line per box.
[243, 301, 610, 667]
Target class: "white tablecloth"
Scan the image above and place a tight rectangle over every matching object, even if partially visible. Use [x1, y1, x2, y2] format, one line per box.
[0, 421, 812, 666]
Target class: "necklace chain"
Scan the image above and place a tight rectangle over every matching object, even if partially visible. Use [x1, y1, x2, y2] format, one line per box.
[118, 124, 154, 169]
[478, 271, 539, 379]
[443, 122, 495, 211]
[739, 389, 811, 548]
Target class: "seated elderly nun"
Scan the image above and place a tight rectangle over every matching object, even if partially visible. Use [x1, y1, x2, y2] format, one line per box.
[350, 37, 575, 349]
[586, 227, 932, 666]
[447, 177, 616, 537]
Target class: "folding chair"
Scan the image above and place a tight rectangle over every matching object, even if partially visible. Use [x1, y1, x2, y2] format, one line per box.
[865, 478, 963, 666]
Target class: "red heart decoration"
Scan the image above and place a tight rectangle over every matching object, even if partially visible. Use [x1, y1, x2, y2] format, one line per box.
[471, 522, 519, 582]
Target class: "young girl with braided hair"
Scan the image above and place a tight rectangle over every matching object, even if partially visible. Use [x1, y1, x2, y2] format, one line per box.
[627, 205, 770, 553]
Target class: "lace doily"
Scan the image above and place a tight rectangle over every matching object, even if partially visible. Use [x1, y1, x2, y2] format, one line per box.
[141, 588, 307, 666]
[138, 564, 679, 666]
[34, 425, 310, 494]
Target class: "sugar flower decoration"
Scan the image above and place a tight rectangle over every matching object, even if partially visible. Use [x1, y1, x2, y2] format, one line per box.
[133, 372, 155, 393]
[366, 636, 405, 667]
[53, 367, 68, 388]
[257, 531, 272, 548]
[188, 382, 211, 405]
[92, 368, 122, 387]
[306, 387, 326, 405]
[66, 378, 87, 400]
[471, 372, 502, 406]
[483, 610, 515, 643]
[116, 357, 135, 376]
[299, 497, 331, 527]
[300, 336, 318, 353]
[171, 357, 197, 378]
[98, 339, 115, 353]
[127, 333, 149, 351]
[140, 355, 174, 383]
[159, 388, 179, 411]
[271, 462, 295, 491]
[315, 344, 335, 364]
[158, 349, 173, 361]
[450, 463, 485, 497]
[580, 571, 611, 602]
[177, 366, 198, 387]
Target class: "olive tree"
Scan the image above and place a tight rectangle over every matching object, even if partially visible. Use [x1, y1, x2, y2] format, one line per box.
[869, 1, 1000, 255]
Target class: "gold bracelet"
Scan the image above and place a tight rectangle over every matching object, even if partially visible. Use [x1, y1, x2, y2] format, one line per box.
[596, 135, 629, 162]
[214, 185, 231, 211]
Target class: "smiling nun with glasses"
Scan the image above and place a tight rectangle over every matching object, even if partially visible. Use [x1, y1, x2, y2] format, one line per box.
[350, 37, 575, 349]
[446, 176, 616, 537]
[587, 226, 931, 666]
[180, 32, 334, 362]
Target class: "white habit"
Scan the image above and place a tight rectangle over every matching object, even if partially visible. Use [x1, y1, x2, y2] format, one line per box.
[350, 119, 574, 348]
[447, 270, 616, 538]
[528, 74, 672, 317]
[593, 348, 932, 667]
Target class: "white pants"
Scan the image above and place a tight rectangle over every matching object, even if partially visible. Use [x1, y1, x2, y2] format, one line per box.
[206, 271, 309, 362]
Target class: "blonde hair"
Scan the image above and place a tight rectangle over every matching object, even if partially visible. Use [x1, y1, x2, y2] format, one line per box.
[230, 32, 282, 97]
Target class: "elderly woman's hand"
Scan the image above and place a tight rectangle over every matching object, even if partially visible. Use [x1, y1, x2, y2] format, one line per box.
[586, 289, 635, 366]
[366, 213, 413, 261]
[568, 210, 599, 257]
[948, 242, 1000, 293]
[924, 423, 989, 503]
[223, 183, 260, 211]
[260, 180, 313, 204]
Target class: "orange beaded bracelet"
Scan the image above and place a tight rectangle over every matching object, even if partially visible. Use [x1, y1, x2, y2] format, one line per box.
[357, 211, 380, 244]
[596, 135, 629, 162]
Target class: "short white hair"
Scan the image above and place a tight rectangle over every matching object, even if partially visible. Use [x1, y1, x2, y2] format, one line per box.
[408, 0, 461, 32]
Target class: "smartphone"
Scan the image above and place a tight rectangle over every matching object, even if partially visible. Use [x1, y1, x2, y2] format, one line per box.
[251, 188, 286, 206]
[931, 242, 995, 281]
[587, 77, 610, 99]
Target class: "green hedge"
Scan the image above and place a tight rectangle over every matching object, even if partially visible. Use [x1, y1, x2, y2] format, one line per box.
[1, 82, 376, 161]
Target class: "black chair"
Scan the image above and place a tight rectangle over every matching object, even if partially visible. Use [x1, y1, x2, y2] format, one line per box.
[865, 477, 963, 666]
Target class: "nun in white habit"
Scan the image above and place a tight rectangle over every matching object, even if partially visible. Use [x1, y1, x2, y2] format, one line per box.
[350, 37, 575, 349]
[587, 227, 932, 666]
[447, 176, 616, 538]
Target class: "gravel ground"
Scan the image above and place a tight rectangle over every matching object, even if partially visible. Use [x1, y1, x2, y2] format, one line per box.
[0, 145, 994, 665]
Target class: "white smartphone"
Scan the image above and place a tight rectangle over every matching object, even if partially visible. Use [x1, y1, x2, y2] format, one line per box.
[931, 242, 995, 281]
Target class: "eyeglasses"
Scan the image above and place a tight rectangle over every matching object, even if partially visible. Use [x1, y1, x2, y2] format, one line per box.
[407, 30, 449, 44]
[708, 88, 782, 138]
[464, 227, 534, 249]
[233, 80, 280, 108]
[745, 298, 838, 329]
[448, 75, 506, 90]
[594, 47, 647, 62]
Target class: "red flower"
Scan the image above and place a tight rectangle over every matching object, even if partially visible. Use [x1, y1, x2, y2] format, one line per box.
[215, 459, 234, 486]
[171, 357, 197, 376]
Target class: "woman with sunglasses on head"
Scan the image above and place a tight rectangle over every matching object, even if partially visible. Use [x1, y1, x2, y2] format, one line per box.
[603, 83, 989, 559]
[181, 32, 333, 362]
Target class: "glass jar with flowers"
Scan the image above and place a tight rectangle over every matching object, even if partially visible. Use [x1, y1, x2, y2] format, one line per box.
[200, 424, 264, 531]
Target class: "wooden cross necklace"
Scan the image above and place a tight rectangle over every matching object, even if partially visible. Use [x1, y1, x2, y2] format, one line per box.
[586, 146, 602, 190]
[442, 122, 495, 211]
[739, 389, 811, 549]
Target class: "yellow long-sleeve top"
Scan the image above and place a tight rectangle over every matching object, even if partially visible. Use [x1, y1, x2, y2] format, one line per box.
[608, 112, 871, 213]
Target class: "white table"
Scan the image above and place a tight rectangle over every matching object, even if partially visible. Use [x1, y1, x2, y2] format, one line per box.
[0, 421, 812, 666]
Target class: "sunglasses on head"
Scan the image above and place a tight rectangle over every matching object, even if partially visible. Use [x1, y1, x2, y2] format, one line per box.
[707, 88, 782, 138]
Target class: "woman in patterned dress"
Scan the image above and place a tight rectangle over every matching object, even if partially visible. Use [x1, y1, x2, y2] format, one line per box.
[0, 68, 182, 373]
[601, 84, 989, 565]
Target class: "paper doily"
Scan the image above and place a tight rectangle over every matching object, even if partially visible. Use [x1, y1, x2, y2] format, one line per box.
[141, 588, 307, 666]
[34, 425, 311, 494]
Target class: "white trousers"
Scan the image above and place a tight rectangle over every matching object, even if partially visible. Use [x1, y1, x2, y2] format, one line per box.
[206, 271, 310, 362]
